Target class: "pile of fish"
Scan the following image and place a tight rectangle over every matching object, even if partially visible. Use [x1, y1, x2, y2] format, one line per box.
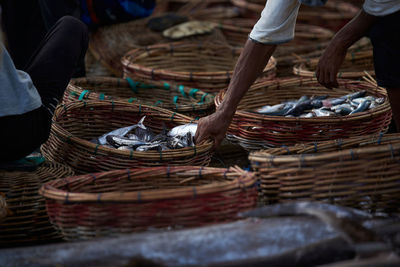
[256, 90, 385, 117]
[91, 116, 197, 152]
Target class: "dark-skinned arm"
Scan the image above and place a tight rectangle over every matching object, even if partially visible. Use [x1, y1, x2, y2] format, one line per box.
[195, 39, 276, 148]
[317, 9, 378, 88]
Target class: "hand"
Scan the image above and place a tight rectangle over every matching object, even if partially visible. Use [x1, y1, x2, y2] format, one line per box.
[316, 44, 347, 89]
[195, 110, 233, 149]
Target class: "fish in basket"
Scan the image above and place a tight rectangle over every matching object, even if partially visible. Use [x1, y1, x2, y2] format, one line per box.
[39, 166, 258, 240]
[41, 101, 213, 174]
[64, 77, 215, 118]
[215, 77, 392, 151]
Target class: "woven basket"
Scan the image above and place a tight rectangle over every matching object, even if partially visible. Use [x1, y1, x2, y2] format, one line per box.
[294, 50, 374, 79]
[41, 101, 213, 174]
[89, 17, 229, 76]
[215, 77, 392, 151]
[64, 77, 215, 118]
[39, 166, 258, 240]
[249, 133, 400, 213]
[122, 42, 277, 93]
[231, 0, 359, 31]
[0, 194, 7, 223]
[0, 161, 74, 247]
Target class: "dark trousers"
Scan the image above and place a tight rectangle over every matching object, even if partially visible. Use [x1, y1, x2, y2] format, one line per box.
[0, 16, 88, 161]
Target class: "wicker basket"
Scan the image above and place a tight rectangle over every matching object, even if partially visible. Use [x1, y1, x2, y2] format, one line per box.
[64, 77, 215, 118]
[249, 133, 400, 213]
[231, 0, 359, 31]
[89, 17, 229, 76]
[0, 194, 7, 223]
[122, 42, 277, 93]
[39, 166, 258, 240]
[215, 77, 392, 151]
[41, 101, 213, 174]
[294, 50, 374, 79]
[0, 161, 74, 247]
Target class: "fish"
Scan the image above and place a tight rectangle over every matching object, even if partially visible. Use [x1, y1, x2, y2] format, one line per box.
[117, 146, 134, 151]
[95, 116, 147, 145]
[150, 124, 168, 143]
[136, 142, 168, 152]
[284, 99, 314, 116]
[344, 90, 367, 101]
[375, 97, 385, 105]
[331, 103, 353, 116]
[349, 100, 371, 115]
[352, 96, 376, 105]
[257, 103, 294, 116]
[312, 108, 335, 117]
[167, 123, 197, 138]
[106, 135, 149, 148]
[299, 113, 314, 118]
[135, 127, 155, 142]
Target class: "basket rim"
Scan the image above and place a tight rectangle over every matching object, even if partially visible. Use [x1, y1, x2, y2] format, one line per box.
[67, 76, 215, 112]
[50, 100, 213, 157]
[249, 140, 400, 165]
[39, 166, 256, 202]
[215, 77, 390, 122]
[121, 41, 277, 79]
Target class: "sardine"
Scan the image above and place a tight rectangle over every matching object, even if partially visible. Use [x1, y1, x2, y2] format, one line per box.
[284, 100, 314, 116]
[117, 146, 133, 151]
[135, 127, 155, 142]
[257, 103, 294, 116]
[150, 124, 168, 143]
[106, 135, 148, 148]
[95, 116, 147, 145]
[349, 100, 371, 115]
[136, 142, 166, 152]
[352, 96, 376, 105]
[168, 123, 197, 138]
[299, 113, 314, 118]
[375, 97, 385, 105]
[331, 103, 353, 116]
[344, 90, 367, 101]
[312, 108, 335, 117]
[322, 98, 346, 107]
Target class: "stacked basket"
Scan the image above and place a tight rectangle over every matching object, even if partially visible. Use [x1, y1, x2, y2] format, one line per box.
[41, 101, 213, 174]
[0, 161, 74, 247]
[250, 133, 400, 213]
[64, 77, 215, 118]
[215, 77, 392, 151]
[122, 42, 277, 93]
[39, 166, 258, 240]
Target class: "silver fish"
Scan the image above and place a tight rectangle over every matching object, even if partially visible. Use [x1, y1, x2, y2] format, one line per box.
[257, 103, 293, 116]
[136, 142, 167, 152]
[299, 113, 314, 118]
[167, 123, 197, 138]
[312, 108, 335, 117]
[375, 97, 385, 105]
[106, 135, 148, 148]
[352, 96, 376, 105]
[117, 146, 133, 151]
[350, 100, 371, 115]
[331, 103, 353, 116]
[95, 116, 147, 145]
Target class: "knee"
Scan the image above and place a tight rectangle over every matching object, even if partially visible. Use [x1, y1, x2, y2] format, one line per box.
[57, 16, 89, 39]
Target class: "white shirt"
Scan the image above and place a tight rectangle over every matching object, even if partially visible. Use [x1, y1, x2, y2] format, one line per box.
[249, 0, 400, 45]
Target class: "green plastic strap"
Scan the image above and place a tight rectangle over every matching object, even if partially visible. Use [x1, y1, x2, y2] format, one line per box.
[128, 97, 135, 103]
[173, 96, 179, 104]
[199, 93, 208, 104]
[126, 77, 138, 93]
[195, 117, 200, 121]
[99, 93, 105, 100]
[94, 144, 100, 155]
[163, 82, 170, 90]
[154, 100, 163, 106]
[189, 88, 199, 98]
[170, 112, 176, 121]
[70, 91, 78, 96]
[78, 90, 90, 101]
[178, 85, 186, 97]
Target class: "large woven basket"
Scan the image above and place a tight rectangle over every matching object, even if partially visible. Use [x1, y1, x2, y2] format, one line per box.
[64, 77, 215, 118]
[231, 0, 359, 31]
[41, 101, 213, 174]
[250, 133, 400, 213]
[39, 166, 258, 240]
[294, 50, 374, 79]
[122, 42, 277, 93]
[215, 77, 392, 151]
[0, 161, 74, 247]
[89, 17, 229, 76]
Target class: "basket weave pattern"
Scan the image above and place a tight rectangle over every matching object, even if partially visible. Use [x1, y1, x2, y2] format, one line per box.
[0, 161, 74, 247]
[249, 133, 400, 213]
[39, 166, 258, 240]
[122, 42, 276, 93]
[64, 77, 215, 118]
[41, 101, 213, 174]
[215, 77, 392, 151]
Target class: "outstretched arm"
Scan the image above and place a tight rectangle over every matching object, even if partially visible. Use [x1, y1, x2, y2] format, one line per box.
[317, 9, 377, 88]
[195, 40, 276, 148]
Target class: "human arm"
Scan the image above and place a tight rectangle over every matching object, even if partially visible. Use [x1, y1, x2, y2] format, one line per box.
[194, 40, 276, 148]
[316, 9, 378, 88]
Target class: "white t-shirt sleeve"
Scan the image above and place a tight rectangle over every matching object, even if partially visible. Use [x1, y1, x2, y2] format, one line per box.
[249, 0, 301, 44]
[363, 0, 400, 16]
